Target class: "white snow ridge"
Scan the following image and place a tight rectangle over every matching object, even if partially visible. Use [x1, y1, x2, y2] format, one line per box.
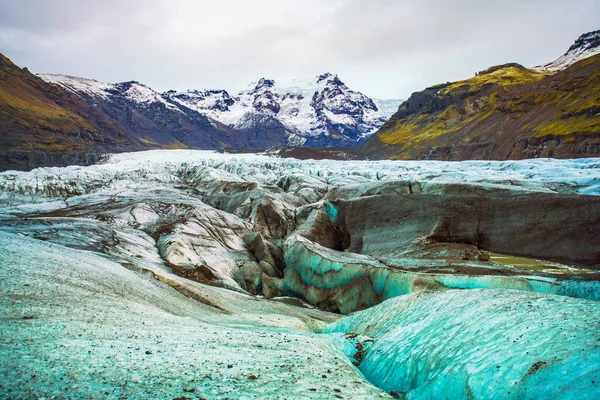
[165, 73, 404, 144]
[534, 29, 600, 71]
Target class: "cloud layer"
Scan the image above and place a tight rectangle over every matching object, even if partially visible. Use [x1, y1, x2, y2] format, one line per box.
[1, 0, 598, 98]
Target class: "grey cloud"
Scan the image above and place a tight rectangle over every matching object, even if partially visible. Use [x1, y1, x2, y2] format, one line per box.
[0, 0, 597, 99]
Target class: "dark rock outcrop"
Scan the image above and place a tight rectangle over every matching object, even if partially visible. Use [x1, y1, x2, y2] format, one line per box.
[536, 29, 600, 71]
[326, 180, 600, 266]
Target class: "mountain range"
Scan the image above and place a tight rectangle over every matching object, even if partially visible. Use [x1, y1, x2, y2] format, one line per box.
[0, 29, 599, 170]
[164, 73, 401, 147]
[37, 74, 242, 150]
[0, 61, 400, 170]
[38, 72, 402, 150]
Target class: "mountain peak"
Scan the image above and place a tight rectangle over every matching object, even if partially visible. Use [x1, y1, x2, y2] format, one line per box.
[315, 72, 344, 86]
[568, 30, 600, 53]
[316, 72, 333, 83]
[477, 63, 527, 76]
[255, 78, 275, 90]
[534, 29, 600, 72]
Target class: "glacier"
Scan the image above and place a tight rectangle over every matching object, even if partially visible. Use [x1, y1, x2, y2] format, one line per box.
[325, 290, 600, 399]
[1, 149, 599, 398]
[0, 231, 387, 399]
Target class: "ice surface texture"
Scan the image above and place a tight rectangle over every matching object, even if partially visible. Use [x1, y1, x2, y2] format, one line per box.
[326, 290, 600, 399]
[2, 150, 599, 198]
[1, 150, 600, 398]
[0, 231, 388, 399]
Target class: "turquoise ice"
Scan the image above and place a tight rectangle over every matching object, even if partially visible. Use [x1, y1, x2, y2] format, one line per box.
[325, 289, 600, 399]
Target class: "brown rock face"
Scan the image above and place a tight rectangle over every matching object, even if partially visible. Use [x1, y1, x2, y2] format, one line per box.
[295, 210, 341, 250]
[251, 194, 304, 240]
[244, 232, 284, 277]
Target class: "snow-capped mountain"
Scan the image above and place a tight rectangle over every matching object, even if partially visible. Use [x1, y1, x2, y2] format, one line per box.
[534, 29, 600, 71]
[38, 73, 240, 149]
[165, 73, 403, 147]
[39, 72, 402, 149]
[40, 74, 178, 110]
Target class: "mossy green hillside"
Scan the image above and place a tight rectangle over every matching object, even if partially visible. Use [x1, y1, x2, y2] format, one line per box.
[360, 56, 600, 160]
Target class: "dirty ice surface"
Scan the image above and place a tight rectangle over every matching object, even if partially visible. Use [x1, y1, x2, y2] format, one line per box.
[1, 150, 599, 399]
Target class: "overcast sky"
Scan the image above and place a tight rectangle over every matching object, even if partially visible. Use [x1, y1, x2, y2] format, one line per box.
[0, 0, 598, 99]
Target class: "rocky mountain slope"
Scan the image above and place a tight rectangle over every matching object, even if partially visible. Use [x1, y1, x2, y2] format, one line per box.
[0, 54, 147, 171]
[359, 50, 600, 160]
[166, 73, 402, 147]
[3, 57, 398, 170]
[38, 72, 401, 151]
[39, 74, 243, 150]
[535, 29, 600, 71]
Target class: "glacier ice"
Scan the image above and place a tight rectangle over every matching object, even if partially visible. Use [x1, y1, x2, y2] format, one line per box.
[1, 150, 599, 398]
[325, 290, 600, 399]
[282, 234, 600, 314]
[0, 231, 389, 399]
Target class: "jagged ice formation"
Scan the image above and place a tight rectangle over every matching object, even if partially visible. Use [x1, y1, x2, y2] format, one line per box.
[1, 150, 599, 398]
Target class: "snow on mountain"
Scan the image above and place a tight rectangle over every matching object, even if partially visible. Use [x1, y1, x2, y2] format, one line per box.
[39, 73, 114, 99]
[165, 73, 403, 146]
[534, 29, 600, 72]
[164, 89, 235, 116]
[39, 72, 403, 148]
[37, 73, 244, 150]
[39, 73, 181, 111]
[120, 81, 182, 111]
